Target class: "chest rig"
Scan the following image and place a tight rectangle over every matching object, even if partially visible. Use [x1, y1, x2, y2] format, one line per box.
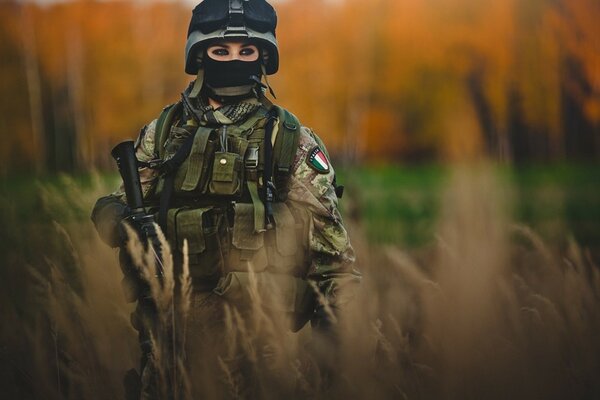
[151, 102, 300, 219]
[145, 102, 306, 284]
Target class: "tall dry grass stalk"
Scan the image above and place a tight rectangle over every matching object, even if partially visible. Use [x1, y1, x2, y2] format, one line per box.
[2, 167, 599, 399]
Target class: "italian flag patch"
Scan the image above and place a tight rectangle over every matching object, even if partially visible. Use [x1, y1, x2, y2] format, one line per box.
[307, 146, 330, 174]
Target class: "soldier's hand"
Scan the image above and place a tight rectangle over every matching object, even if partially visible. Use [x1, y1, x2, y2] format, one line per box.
[91, 195, 132, 248]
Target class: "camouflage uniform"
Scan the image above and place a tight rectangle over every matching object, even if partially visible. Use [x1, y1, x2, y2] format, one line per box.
[93, 97, 360, 398]
[128, 111, 359, 301]
[92, 1, 360, 397]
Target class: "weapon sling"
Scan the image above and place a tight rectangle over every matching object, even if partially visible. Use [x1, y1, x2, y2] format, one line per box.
[263, 110, 277, 229]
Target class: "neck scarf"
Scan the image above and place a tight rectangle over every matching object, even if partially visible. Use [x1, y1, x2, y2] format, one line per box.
[183, 83, 262, 127]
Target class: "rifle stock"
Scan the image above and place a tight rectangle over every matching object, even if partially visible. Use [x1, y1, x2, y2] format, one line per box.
[111, 141, 144, 212]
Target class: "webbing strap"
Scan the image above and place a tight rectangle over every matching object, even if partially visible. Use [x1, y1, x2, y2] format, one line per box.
[189, 70, 204, 99]
[247, 180, 265, 234]
[155, 103, 183, 160]
[238, 110, 268, 134]
[158, 129, 198, 231]
[263, 114, 277, 228]
[272, 107, 300, 174]
[181, 126, 212, 191]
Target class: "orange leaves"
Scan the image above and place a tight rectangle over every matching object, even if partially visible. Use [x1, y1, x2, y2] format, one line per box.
[0, 0, 598, 172]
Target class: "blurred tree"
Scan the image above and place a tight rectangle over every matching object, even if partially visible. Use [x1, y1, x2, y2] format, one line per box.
[0, 0, 598, 174]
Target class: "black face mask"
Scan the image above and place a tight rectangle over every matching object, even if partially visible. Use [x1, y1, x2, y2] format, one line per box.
[203, 56, 262, 89]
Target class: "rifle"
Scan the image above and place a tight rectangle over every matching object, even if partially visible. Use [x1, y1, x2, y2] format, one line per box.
[111, 141, 164, 275]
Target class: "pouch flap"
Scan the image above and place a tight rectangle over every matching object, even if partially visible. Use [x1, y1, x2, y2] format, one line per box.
[175, 208, 208, 254]
[232, 203, 264, 250]
[213, 152, 239, 182]
[272, 203, 297, 256]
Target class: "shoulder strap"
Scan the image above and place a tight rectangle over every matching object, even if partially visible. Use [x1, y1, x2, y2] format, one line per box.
[266, 105, 302, 202]
[271, 105, 301, 175]
[272, 108, 345, 200]
[154, 102, 183, 159]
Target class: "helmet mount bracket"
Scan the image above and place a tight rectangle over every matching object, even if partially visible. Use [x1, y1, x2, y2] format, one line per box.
[226, 0, 248, 37]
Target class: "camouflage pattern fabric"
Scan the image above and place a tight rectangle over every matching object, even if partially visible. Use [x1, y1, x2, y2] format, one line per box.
[121, 114, 360, 305]
[287, 126, 361, 306]
[99, 102, 361, 398]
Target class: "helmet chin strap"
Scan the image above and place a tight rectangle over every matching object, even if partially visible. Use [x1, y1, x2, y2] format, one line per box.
[189, 68, 204, 99]
[261, 64, 276, 99]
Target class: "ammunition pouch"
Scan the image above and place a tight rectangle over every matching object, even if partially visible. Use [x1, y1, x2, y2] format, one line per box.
[229, 202, 269, 272]
[209, 151, 244, 196]
[165, 206, 228, 282]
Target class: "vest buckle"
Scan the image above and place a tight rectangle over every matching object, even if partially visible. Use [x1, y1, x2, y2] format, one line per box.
[245, 146, 259, 169]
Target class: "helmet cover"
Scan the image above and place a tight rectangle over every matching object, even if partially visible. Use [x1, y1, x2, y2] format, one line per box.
[185, 0, 279, 75]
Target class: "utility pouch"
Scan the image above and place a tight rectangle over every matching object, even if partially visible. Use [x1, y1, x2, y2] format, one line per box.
[213, 271, 316, 332]
[209, 152, 243, 196]
[229, 203, 268, 272]
[167, 207, 224, 280]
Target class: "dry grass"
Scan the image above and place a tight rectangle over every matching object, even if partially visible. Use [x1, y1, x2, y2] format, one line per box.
[1, 166, 599, 399]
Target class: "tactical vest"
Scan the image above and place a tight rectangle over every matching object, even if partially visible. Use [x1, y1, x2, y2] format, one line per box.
[145, 102, 314, 326]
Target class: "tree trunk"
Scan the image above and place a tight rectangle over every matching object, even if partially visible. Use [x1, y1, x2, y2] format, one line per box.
[20, 4, 46, 173]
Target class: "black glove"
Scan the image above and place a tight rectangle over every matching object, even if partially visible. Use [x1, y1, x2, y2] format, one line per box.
[91, 195, 132, 248]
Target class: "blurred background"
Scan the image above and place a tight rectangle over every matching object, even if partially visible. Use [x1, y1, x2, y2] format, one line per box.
[1, 0, 598, 250]
[1, 1, 600, 398]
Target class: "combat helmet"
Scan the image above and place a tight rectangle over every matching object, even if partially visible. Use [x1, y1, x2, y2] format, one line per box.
[185, 0, 279, 76]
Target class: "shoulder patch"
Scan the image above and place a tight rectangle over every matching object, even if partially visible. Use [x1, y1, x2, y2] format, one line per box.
[307, 146, 330, 174]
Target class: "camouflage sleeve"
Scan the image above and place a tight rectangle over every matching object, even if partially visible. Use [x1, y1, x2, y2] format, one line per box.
[92, 120, 159, 247]
[112, 119, 159, 200]
[287, 127, 361, 307]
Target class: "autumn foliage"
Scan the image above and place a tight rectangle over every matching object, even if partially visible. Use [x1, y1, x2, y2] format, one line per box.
[0, 0, 598, 174]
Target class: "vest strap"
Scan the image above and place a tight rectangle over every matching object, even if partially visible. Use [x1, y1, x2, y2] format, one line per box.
[247, 180, 266, 234]
[272, 106, 300, 174]
[181, 126, 212, 191]
[155, 103, 183, 160]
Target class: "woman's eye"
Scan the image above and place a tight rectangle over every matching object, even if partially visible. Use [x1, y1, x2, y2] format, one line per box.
[211, 49, 229, 56]
[240, 48, 256, 56]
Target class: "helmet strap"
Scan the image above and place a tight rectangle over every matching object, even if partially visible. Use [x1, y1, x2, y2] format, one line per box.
[261, 64, 277, 99]
[189, 69, 204, 99]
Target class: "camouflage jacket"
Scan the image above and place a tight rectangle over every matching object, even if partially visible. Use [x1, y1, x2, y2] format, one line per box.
[99, 102, 360, 314]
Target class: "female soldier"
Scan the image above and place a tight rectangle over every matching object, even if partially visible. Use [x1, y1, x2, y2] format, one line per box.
[92, 0, 360, 398]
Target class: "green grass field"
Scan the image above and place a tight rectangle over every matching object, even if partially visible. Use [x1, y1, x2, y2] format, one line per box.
[338, 164, 600, 253]
[1, 163, 600, 399]
[2, 163, 598, 251]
